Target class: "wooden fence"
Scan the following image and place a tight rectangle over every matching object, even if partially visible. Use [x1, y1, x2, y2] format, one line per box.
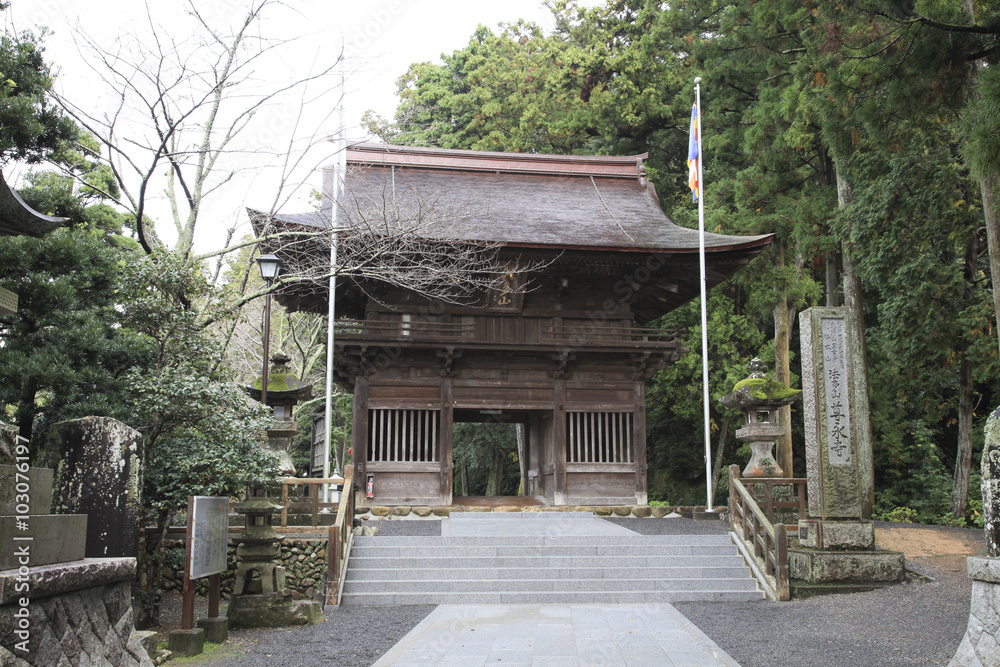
[728, 464, 807, 601]
[325, 464, 356, 606]
[279, 476, 343, 528]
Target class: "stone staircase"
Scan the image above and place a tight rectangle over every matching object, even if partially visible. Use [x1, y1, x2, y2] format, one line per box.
[341, 533, 763, 605]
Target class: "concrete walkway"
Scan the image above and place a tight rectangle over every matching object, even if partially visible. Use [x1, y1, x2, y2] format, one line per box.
[372, 513, 741, 666]
[371, 603, 740, 667]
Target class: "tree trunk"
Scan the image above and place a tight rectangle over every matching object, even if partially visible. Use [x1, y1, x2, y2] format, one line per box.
[711, 416, 730, 506]
[516, 423, 527, 496]
[837, 163, 876, 519]
[772, 246, 794, 477]
[17, 377, 38, 453]
[485, 449, 503, 496]
[951, 230, 982, 520]
[825, 251, 840, 307]
[952, 356, 975, 520]
[982, 174, 1000, 357]
[460, 463, 468, 497]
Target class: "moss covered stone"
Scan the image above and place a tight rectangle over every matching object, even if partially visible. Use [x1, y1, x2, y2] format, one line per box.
[731, 378, 802, 401]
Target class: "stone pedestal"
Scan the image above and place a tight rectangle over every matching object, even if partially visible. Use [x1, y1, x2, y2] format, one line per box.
[168, 628, 204, 658]
[197, 617, 229, 643]
[797, 307, 902, 586]
[0, 465, 87, 569]
[949, 557, 1000, 666]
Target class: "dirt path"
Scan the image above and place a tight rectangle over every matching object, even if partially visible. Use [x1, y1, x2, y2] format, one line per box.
[875, 521, 987, 580]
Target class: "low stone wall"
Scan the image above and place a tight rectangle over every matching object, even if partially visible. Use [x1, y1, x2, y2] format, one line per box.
[0, 558, 152, 667]
[156, 537, 327, 602]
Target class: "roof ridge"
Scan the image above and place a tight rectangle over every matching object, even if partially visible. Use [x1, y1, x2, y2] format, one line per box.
[344, 142, 648, 181]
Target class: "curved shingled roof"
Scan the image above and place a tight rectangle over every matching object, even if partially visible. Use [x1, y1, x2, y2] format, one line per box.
[274, 143, 772, 256]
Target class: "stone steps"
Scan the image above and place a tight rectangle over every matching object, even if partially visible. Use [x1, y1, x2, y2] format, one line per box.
[341, 534, 763, 605]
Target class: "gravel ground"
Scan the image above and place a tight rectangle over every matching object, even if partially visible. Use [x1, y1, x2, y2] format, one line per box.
[158, 517, 982, 667]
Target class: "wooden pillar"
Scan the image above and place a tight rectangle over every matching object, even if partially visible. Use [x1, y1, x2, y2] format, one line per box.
[553, 377, 567, 506]
[440, 376, 454, 505]
[633, 380, 648, 505]
[352, 375, 369, 505]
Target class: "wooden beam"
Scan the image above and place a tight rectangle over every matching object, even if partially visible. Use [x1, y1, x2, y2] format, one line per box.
[440, 376, 454, 505]
[633, 380, 647, 504]
[352, 375, 369, 488]
[553, 377, 567, 506]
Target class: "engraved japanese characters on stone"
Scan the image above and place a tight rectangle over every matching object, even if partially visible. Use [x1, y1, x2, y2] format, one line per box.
[821, 317, 851, 466]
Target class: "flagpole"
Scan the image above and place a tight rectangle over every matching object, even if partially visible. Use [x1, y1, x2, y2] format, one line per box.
[695, 76, 714, 512]
[323, 68, 346, 504]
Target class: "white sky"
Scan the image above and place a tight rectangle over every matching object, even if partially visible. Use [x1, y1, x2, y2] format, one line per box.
[6, 0, 602, 254]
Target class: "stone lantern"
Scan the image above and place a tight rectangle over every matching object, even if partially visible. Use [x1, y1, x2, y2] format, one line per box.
[719, 358, 801, 478]
[227, 482, 322, 628]
[245, 353, 313, 475]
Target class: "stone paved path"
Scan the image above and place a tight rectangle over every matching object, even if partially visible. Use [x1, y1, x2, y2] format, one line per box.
[371, 603, 740, 667]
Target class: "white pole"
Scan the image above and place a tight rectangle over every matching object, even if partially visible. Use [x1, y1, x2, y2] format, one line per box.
[695, 77, 714, 512]
[323, 69, 346, 504]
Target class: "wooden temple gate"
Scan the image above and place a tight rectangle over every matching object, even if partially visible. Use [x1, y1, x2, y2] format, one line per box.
[256, 143, 772, 507]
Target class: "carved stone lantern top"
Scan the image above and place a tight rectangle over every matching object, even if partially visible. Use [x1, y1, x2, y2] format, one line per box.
[245, 352, 313, 410]
[718, 358, 803, 478]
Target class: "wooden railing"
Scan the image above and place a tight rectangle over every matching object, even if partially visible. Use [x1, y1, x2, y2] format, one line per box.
[279, 477, 343, 528]
[728, 464, 805, 601]
[335, 319, 473, 340]
[325, 464, 355, 606]
[545, 325, 684, 347]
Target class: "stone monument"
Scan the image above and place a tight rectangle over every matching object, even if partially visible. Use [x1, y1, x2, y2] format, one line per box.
[790, 307, 903, 587]
[0, 427, 152, 666]
[37, 417, 143, 558]
[949, 408, 1000, 666]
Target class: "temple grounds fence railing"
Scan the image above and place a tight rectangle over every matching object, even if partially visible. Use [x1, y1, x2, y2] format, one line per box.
[325, 464, 356, 606]
[728, 464, 807, 601]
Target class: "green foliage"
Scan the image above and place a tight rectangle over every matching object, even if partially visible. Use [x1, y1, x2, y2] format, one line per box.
[453, 422, 519, 496]
[875, 507, 917, 524]
[0, 20, 76, 164]
[0, 174, 147, 448]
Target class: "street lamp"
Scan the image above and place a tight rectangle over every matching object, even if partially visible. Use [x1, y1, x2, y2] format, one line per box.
[256, 253, 282, 409]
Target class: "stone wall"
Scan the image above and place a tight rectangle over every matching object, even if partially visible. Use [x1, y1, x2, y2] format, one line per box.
[0, 558, 152, 667]
[156, 537, 327, 602]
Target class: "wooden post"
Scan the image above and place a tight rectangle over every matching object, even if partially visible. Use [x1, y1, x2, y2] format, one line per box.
[208, 573, 220, 618]
[312, 483, 320, 528]
[326, 525, 341, 606]
[352, 375, 369, 493]
[775, 523, 790, 601]
[553, 377, 567, 505]
[633, 381, 647, 504]
[181, 496, 195, 630]
[280, 483, 289, 528]
[440, 376, 454, 504]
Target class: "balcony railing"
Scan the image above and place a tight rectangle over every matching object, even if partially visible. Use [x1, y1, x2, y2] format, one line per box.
[333, 319, 683, 348]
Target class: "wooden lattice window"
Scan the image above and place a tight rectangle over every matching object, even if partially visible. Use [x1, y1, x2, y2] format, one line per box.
[566, 411, 633, 464]
[368, 409, 440, 462]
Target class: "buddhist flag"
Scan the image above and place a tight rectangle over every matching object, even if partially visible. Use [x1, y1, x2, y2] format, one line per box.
[687, 104, 700, 202]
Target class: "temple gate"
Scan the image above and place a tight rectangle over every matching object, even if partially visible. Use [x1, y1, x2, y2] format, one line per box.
[255, 144, 771, 506]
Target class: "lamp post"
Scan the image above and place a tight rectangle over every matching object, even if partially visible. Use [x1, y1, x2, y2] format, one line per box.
[256, 253, 282, 409]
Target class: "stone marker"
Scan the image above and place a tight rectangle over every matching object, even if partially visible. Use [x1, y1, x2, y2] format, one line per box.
[40, 416, 143, 558]
[791, 307, 902, 587]
[950, 408, 1000, 666]
[798, 307, 873, 548]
